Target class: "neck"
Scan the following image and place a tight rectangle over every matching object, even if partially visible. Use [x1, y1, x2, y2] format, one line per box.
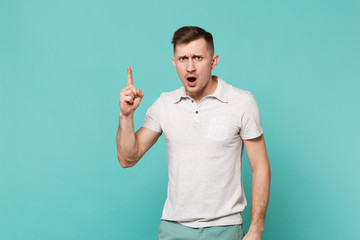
[191, 76, 218, 104]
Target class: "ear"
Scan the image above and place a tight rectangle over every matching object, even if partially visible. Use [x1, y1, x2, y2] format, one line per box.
[172, 57, 176, 68]
[211, 55, 219, 70]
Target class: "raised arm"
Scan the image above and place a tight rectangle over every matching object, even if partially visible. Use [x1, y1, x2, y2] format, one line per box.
[243, 134, 271, 240]
[116, 66, 161, 168]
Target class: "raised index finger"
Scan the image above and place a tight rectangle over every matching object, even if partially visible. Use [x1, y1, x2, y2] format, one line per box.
[127, 66, 133, 85]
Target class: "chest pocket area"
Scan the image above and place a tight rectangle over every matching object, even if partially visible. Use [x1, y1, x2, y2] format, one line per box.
[207, 117, 237, 142]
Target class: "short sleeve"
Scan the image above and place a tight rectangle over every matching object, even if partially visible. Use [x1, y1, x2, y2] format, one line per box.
[142, 95, 163, 134]
[240, 94, 263, 140]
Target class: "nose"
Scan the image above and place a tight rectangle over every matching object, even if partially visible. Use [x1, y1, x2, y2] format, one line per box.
[186, 58, 195, 73]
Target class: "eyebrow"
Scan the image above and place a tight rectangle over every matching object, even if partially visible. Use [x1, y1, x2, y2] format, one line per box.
[178, 54, 204, 59]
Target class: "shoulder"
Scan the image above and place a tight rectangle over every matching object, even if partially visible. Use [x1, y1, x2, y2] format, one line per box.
[218, 78, 261, 118]
[148, 86, 184, 108]
[222, 79, 254, 105]
[158, 86, 184, 102]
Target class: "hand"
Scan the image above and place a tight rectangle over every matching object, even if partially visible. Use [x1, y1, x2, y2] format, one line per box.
[243, 231, 262, 240]
[119, 66, 144, 116]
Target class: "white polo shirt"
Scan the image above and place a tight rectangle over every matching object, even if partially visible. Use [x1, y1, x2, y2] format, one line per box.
[142, 76, 263, 228]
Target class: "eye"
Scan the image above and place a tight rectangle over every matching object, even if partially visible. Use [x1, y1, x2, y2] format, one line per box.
[195, 56, 202, 60]
[179, 56, 187, 61]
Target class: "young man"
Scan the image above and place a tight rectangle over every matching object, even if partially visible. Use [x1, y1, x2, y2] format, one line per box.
[117, 26, 271, 240]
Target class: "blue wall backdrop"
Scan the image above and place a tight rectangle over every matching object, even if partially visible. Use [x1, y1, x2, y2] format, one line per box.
[1, 0, 359, 239]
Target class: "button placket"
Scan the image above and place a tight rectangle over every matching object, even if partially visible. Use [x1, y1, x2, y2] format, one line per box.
[187, 98, 200, 126]
[189, 97, 211, 127]
[193, 110, 200, 126]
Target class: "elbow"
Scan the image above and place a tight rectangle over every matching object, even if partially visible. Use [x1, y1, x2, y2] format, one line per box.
[266, 163, 271, 179]
[117, 154, 138, 168]
[266, 164, 272, 185]
[252, 162, 271, 180]
[117, 155, 128, 168]
[269, 168, 272, 181]
[119, 160, 131, 168]
[121, 164, 133, 169]
[118, 158, 135, 168]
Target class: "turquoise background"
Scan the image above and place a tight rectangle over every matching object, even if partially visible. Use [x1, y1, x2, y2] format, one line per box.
[1, 0, 359, 239]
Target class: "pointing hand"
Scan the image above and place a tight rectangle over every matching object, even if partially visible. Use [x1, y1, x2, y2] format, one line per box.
[119, 66, 144, 116]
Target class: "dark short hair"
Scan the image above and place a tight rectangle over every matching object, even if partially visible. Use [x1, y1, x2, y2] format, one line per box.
[172, 26, 214, 54]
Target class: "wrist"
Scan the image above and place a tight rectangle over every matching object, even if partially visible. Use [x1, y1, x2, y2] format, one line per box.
[119, 111, 134, 119]
[248, 224, 264, 234]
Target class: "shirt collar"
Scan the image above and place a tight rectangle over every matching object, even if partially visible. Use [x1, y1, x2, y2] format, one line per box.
[172, 86, 187, 103]
[173, 75, 228, 103]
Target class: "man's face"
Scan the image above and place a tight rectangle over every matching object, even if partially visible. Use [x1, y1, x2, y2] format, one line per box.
[172, 38, 219, 101]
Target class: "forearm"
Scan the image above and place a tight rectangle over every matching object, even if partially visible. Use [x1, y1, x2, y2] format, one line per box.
[116, 111, 140, 164]
[248, 166, 271, 234]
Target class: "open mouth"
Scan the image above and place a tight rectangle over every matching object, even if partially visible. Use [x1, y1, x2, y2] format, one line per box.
[186, 76, 197, 87]
[187, 77, 197, 82]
